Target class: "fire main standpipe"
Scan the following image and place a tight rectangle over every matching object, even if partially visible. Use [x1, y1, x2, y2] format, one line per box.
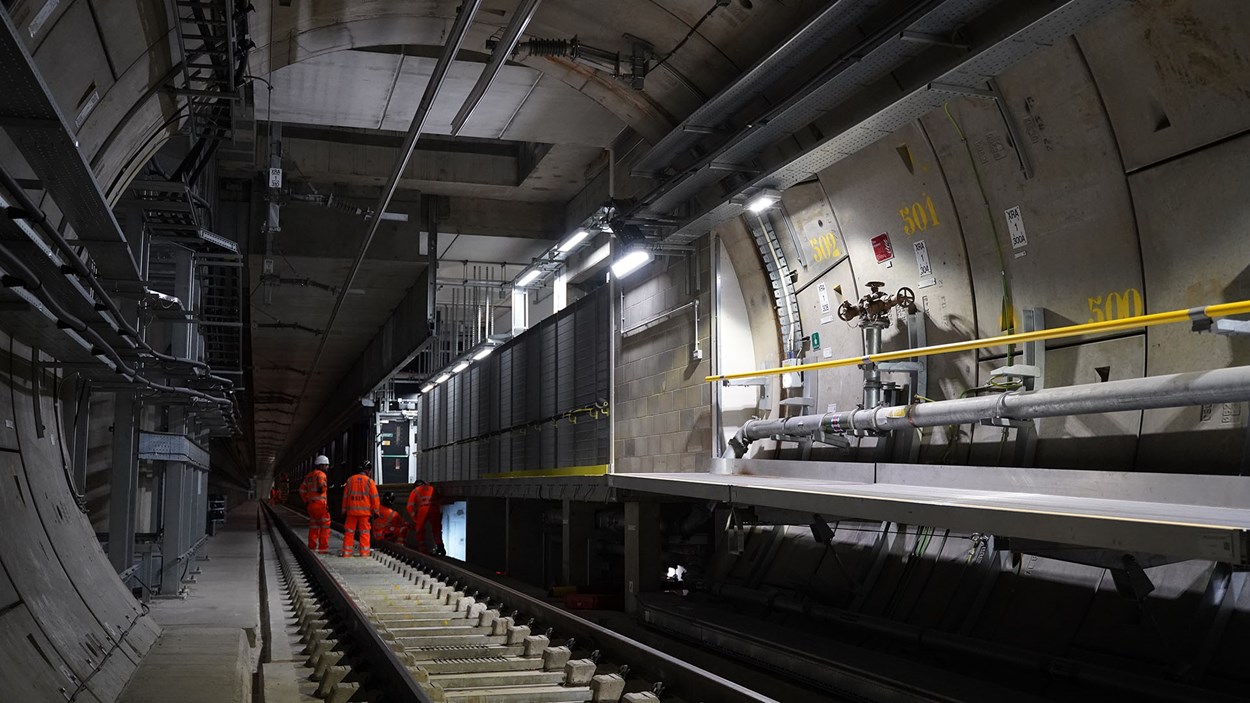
[730, 365, 1250, 457]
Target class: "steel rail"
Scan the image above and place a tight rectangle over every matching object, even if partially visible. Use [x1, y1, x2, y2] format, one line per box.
[378, 542, 779, 703]
[450, 0, 544, 135]
[262, 505, 436, 702]
[707, 299, 1250, 383]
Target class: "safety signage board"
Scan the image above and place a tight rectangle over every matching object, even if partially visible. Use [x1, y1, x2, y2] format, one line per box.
[817, 282, 832, 315]
[914, 240, 936, 288]
[811, 332, 822, 350]
[871, 233, 894, 263]
[1005, 206, 1028, 249]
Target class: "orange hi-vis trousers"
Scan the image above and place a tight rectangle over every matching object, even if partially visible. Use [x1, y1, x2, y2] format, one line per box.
[341, 514, 372, 556]
[306, 500, 330, 553]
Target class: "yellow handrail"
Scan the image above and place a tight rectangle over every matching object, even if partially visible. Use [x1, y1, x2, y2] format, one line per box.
[705, 300, 1250, 383]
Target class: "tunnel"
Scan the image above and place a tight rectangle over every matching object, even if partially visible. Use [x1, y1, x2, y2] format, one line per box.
[1, 0, 1250, 701]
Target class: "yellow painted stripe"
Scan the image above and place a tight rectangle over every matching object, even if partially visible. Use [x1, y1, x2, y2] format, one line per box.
[480, 464, 610, 479]
[706, 299, 1250, 383]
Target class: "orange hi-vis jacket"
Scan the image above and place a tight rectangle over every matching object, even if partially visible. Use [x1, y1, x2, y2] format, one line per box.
[407, 483, 436, 523]
[342, 473, 380, 516]
[372, 506, 402, 539]
[299, 469, 328, 504]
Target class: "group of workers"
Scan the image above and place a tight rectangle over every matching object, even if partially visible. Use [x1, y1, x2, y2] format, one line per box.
[297, 454, 445, 558]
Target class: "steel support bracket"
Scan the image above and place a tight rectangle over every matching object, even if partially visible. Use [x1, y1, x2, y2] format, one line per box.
[813, 431, 851, 449]
[1194, 318, 1250, 337]
[979, 416, 1032, 429]
[989, 364, 1041, 381]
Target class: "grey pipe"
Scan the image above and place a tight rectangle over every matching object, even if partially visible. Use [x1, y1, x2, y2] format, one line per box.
[861, 323, 883, 409]
[732, 365, 1250, 456]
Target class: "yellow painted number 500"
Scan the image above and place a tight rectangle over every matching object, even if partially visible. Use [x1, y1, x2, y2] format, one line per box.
[1087, 288, 1144, 323]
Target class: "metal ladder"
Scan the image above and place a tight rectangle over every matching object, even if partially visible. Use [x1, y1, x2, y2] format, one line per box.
[168, 0, 240, 142]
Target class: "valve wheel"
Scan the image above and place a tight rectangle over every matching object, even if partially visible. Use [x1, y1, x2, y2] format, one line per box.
[895, 286, 916, 311]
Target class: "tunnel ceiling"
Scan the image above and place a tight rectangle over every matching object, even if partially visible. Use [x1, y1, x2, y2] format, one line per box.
[237, 0, 836, 469]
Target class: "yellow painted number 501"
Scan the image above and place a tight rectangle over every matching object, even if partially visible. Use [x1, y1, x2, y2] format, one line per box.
[899, 194, 941, 235]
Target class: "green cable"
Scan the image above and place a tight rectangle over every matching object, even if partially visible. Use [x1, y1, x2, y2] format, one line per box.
[944, 102, 1018, 364]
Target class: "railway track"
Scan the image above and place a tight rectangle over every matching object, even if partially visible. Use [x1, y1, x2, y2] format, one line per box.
[264, 506, 775, 703]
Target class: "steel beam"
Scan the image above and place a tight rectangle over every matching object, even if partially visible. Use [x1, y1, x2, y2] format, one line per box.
[107, 391, 139, 573]
[624, 501, 661, 615]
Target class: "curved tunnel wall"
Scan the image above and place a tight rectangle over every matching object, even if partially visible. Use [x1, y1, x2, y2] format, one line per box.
[615, 0, 1250, 475]
[0, 330, 158, 702]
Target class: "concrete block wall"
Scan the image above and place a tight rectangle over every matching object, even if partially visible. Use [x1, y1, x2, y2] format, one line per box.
[615, 237, 712, 473]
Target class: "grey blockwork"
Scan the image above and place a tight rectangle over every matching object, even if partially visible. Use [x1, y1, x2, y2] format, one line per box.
[0, 334, 159, 702]
[416, 288, 611, 480]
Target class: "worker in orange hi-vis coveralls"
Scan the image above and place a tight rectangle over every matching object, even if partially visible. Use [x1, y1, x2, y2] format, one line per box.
[299, 456, 331, 554]
[371, 493, 404, 542]
[340, 463, 380, 557]
[406, 480, 446, 556]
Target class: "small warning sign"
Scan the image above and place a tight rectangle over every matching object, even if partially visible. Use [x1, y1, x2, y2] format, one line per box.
[1005, 206, 1028, 249]
[817, 282, 832, 315]
[871, 233, 894, 263]
[914, 240, 936, 289]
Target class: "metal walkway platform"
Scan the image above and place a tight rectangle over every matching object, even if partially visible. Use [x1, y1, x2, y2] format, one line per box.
[612, 461, 1250, 565]
[437, 460, 1250, 564]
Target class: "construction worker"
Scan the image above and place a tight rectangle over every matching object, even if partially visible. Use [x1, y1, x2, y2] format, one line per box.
[371, 492, 404, 542]
[406, 480, 446, 556]
[341, 462, 380, 557]
[299, 457, 331, 554]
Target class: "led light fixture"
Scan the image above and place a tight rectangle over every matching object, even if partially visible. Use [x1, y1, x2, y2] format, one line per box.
[610, 249, 653, 278]
[421, 384, 434, 393]
[473, 346, 494, 360]
[557, 229, 590, 252]
[745, 189, 781, 213]
[453, 361, 470, 373]
[435, 373, 451, 384]
[516, 269, 541, 287]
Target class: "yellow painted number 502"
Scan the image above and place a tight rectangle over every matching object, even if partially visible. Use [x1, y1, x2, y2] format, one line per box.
[808, 231, 842, 264]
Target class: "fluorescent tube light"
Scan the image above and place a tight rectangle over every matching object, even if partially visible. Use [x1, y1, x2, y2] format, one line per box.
[610, 249, 653, 278]
[558, 229, 590, 252]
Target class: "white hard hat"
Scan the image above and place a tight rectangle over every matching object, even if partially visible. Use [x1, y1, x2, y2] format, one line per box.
[314, 455, 330, 466]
